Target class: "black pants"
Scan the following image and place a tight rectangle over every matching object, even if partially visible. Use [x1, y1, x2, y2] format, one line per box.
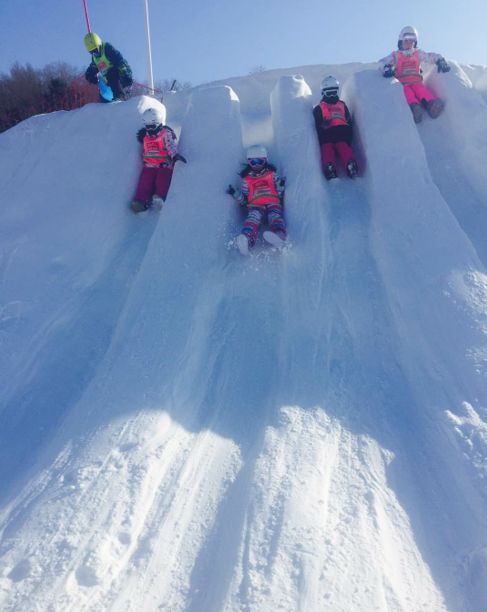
[104, 67, 132, 100]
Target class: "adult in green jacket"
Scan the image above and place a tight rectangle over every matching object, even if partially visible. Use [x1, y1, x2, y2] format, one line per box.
[84, 32, 133, 102]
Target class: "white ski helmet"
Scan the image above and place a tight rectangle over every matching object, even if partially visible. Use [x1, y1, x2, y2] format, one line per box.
[398, 26, 418, 49]
[246, 144, 268, 160]
[142, 106, 166, 128]
[321, 75, 340, 98]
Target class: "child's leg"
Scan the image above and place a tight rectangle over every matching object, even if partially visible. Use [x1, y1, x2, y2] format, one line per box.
[410, 83, 436, 104]
[241, 207, 264, 247]
[320, 142, 336, 168]
[335, 141, 358, 177]
[155, 166, 174, 201]
[402, 84, 421, 105]
[334, 141, 356, 168]
[266, 203, 286, 238]
[134, 166, 157, 204]
[403, 84, 425, 123]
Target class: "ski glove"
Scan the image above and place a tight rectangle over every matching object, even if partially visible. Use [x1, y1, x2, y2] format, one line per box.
[278, 177, 286, 188]
[383, 64, 394, 78]
[436, 58, 450, 73]
[173, 154, 187, 164]
[226, 185, 236, 196]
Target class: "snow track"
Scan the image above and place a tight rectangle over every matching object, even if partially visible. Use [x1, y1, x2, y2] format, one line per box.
[0, 64, 487, 611]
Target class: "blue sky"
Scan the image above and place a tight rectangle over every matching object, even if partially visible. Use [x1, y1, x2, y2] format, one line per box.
[2, 0, 486, 86]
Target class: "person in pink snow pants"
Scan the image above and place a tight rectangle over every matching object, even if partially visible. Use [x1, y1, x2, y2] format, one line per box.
[379, 26, 450, 124]
[313, 75, 358, 180]
[131, 105, 186, 213]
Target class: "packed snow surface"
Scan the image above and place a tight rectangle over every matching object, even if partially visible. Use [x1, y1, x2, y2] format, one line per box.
[0, 61, 487, 611]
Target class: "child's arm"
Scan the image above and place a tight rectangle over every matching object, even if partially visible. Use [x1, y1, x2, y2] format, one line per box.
[85, 62, 98, 84]
[226, 180, 247, 206]
[418, 50, 450, 72]
[136, 128, 146, 143]
[313, 105, 327, 130]
[418, 50, 442, 64]
[273, 172, 286, 200]
[163, 127, 179, 158]
[160, 127, 186, 163]
[379, 51, 396, 75]
[342, 102, 353, 126]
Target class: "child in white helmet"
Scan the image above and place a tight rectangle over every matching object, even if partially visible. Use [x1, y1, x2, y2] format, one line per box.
[131, 105, 186, 213]
[313, 75, 358, 180]
[226, 146, 286, 255]
[379, 26, 450, 123]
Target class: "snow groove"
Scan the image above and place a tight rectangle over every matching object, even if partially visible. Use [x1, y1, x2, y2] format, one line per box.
[1, 64, 487, 611]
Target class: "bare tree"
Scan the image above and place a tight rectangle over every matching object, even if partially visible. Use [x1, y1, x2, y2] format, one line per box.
[0, 62, 94, 133]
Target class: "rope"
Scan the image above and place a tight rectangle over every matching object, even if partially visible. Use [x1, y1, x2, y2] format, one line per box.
[133, 81, 165, 96]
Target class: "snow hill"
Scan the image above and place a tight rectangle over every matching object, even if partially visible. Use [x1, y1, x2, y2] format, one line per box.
[0, 61, 487, 612]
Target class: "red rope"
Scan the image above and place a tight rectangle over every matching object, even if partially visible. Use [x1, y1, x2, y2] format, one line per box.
[82, 0, 91, 32]
[133, 81, 165, 96]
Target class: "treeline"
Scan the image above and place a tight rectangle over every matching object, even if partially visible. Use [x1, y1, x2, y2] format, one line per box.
[0, 62, 193, 134]
[0, 62, 99, 133]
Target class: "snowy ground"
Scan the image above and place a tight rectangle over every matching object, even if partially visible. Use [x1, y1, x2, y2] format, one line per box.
[0, 61, 486, 611]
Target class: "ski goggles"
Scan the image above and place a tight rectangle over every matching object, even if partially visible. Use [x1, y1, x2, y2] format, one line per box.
[248, 157, 266, 166]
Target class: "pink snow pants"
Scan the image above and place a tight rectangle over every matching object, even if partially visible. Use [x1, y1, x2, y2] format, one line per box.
[320, 142, 355, 171]
[403, 83, 436, 105]
[134, 165, 173, 204]
[242, 203, 286, 247]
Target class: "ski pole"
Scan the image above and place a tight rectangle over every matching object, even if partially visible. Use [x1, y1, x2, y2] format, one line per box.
[82, 0, 91, 32]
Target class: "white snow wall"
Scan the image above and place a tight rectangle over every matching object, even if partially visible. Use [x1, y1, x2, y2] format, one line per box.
[0, 63, 487, 612]
[0, 97, 160, 496]
[350, 68, 487, 609]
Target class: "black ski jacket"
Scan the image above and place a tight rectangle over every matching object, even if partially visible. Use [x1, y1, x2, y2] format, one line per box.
[85, 43, 132, 85]
[313, 96, 353, 145]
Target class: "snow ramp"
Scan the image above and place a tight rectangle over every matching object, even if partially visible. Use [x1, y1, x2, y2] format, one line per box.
[0, 64, 487, 612]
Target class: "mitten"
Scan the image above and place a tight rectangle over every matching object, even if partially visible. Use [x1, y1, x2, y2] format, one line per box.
[436, 58, 450, 73]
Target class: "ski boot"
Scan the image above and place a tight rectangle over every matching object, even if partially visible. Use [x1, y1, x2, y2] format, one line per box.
[263, 230, 286, 249]
[236, 233, 250, 256]
[409, 103, 423, 124]
[130, 199, 149, 213]
[425, 98, 445, 119]
[346, 160, 358, 179]
[324, 163, 337, 180]
[151, 195, 164, 209]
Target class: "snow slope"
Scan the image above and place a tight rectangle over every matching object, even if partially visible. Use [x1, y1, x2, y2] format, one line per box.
[0, 61, 486, 612]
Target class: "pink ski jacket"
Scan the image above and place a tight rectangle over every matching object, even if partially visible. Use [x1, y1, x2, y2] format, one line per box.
[243, 170, 281, 207]
[379, 49, 442, 84]
[319, 100, 349, 127]
[142, 127, 177, 167]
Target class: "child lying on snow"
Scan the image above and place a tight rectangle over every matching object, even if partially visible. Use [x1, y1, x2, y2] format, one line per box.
[226, 145, 286, 256]
[131, 105, 186, 213]
[313, 75, 359, 180]
[379, 25, 450, 124]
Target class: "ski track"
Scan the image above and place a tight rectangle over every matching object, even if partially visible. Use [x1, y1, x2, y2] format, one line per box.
[0, 65, 487, 612]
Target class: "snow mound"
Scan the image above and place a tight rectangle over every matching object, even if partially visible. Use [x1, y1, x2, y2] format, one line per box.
[0, 62, 486, 611]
